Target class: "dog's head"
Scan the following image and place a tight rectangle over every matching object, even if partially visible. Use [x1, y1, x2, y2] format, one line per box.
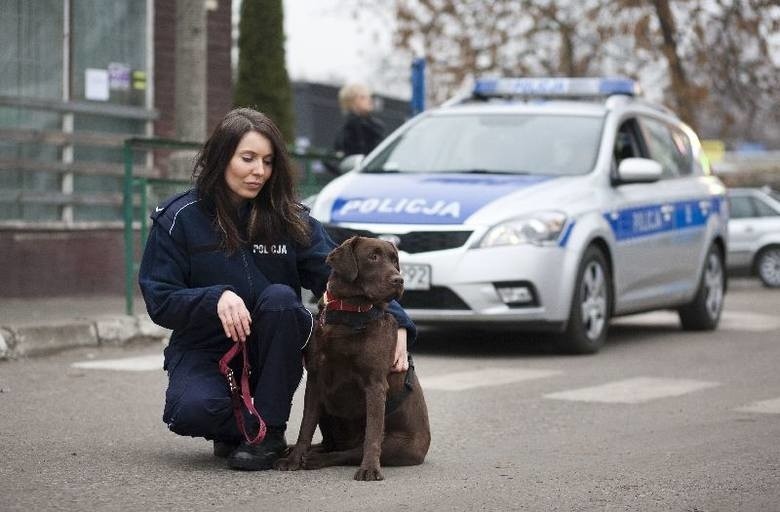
[326, 236, 404, 304]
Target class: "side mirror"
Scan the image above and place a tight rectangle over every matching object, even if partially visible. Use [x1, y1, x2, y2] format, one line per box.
[338, 154, 364, 174]
[615, 157, 662, 184]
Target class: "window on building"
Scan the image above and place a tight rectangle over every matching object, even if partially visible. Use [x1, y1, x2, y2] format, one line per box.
[0, 0, 151, 225]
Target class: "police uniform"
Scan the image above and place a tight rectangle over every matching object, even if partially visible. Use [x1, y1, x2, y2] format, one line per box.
[138, 189, 416, 445]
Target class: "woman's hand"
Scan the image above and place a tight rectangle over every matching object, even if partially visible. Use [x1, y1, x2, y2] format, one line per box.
[217, 290, 251, 343]
[391, 328, 409, 372]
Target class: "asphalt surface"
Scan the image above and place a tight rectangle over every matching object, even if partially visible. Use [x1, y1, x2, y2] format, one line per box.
[1, 278, 779, 511]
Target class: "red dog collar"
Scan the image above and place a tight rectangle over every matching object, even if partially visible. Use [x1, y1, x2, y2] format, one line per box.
[323, 290, 374, 313]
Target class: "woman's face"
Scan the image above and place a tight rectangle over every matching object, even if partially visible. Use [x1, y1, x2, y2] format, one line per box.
[351, 90, 373, 115]
[224, 130, 273, 204]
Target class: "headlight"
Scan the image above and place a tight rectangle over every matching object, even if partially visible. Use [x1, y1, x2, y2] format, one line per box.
[476, 211, 567, 248]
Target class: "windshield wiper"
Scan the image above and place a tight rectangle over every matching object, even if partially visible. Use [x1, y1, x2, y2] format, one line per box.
[451, 169, 531, 175]
[362, 168, 401, 173]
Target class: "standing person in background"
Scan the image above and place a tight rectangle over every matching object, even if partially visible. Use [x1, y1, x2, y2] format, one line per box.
[138, 108, 415, 471]
[332, 83, 386, 165]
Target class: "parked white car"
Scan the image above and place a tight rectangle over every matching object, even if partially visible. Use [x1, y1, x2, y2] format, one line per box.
[310, 77, 728, 353]
[727, 187, 780, 287]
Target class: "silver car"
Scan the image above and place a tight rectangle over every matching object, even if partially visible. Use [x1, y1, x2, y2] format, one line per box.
[727, 187, 780, 287]
[310, 77, 728, 354]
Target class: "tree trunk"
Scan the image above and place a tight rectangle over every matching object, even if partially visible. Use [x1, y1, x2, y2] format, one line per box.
[651, 0, 698, 131]
[175, 0, 208, 143]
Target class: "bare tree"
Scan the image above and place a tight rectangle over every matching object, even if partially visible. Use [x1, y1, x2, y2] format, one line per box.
[611, 0, 779, 140]
[690, 0, 780, 143]
[350, 0, 780, 144]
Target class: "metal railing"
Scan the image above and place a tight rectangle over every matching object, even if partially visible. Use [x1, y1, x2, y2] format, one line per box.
[0, 94, 158, 228]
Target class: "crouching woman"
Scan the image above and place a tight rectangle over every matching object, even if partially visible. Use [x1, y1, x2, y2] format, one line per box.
[138, 108, 415, 470]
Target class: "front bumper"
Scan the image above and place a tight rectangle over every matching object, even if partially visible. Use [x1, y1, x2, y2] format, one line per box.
[397, 242, 578, 327]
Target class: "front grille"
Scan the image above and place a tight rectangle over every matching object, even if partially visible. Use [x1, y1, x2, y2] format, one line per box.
[324, 225, 473, 254]
[399, 287, 471, 310]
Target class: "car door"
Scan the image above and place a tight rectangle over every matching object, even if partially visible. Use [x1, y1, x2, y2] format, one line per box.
[607, 115, 705, 313]
[727, 192, 757, 269]
[637, 116, 710, 298]
[607, 117, 673, 312]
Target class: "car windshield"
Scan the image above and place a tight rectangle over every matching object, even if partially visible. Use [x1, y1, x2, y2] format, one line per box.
[362, 113, 604, 176]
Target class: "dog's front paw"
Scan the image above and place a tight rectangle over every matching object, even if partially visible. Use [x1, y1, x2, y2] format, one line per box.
[300, 451, 326, 470]
[354, 466, 384, 481]
[274, 448, 305, 471]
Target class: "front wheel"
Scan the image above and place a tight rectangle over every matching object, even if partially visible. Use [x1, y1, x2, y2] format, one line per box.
[558, 246, 611, 354]
[756, 246, 780, 288]
[678, 244, 724, 330]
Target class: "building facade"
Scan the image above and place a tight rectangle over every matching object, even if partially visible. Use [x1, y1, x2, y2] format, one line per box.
[0, 0, 233, 297]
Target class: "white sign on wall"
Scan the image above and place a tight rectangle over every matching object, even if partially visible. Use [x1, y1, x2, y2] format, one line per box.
[85, 68, 109, 101]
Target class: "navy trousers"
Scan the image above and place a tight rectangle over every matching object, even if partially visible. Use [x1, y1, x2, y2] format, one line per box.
[162, 284, 313, 444]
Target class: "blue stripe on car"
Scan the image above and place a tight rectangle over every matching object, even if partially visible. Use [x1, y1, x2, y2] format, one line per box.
[558, 220, 576, 247]
[604, 197, 723, 241]
[330, 173, 554, 225]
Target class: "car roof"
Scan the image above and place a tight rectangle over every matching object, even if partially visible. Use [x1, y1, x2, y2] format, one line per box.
[432, 100, 608, 117]
[430, 96, 681, 126]
[430, 78, 685, 125]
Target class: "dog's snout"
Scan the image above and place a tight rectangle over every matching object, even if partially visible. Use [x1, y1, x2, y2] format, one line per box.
[391, 275, 404, 286]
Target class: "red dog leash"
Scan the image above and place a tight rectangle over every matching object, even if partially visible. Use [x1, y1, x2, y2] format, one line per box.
[218, 342, 266, 445]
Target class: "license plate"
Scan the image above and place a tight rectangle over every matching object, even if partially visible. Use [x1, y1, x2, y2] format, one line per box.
[400, 263, 431, 291]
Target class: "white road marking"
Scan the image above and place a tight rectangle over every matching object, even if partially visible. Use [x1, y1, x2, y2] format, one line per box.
[545, 377, 720, 404]
[612, 310, 780, 332]
[735, 398, 780, 414]
[71, 354, 163, 372]
[420, 367, 561, 391]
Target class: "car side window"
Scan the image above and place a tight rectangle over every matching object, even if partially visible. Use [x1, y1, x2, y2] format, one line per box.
[639, 117, 691, 179]
[612, 118, 647, 178]
[670, 128, 693, 175]
[754, 196, 780, 217]
[729, 196, 755, 219]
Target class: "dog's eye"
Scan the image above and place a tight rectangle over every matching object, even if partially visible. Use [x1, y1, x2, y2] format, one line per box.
[369, 253, 379, 261]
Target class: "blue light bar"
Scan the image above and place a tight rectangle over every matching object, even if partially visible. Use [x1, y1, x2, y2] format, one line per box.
[473, 77, 641, 98]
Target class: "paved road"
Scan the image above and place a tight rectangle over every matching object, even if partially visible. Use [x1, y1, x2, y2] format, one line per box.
[1, 279, 779, 511]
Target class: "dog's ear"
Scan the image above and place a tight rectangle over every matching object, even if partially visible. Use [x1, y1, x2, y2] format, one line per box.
[387, 241, 400, 271]
[326, 236, 360, 282]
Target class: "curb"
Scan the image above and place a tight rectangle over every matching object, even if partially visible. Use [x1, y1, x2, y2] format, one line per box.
[0, 314, 170, 360]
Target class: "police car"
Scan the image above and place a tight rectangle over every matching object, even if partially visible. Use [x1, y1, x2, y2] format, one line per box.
[309, 77, 728, 353]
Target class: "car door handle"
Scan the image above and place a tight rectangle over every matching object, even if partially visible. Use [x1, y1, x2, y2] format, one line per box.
[660, 204, 674, 221]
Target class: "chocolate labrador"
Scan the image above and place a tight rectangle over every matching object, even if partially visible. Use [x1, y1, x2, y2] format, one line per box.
[275, 236, 430, 481]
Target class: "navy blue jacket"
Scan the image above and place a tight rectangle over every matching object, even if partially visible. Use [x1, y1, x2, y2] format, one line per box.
[139, 189, 416, 355]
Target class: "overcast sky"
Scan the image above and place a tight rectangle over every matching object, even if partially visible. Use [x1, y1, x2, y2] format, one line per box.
[284, 1, 378, 82]
[234, 1, 402, 96]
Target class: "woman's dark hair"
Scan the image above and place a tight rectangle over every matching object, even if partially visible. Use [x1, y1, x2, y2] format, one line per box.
[193, 108, 309, 252]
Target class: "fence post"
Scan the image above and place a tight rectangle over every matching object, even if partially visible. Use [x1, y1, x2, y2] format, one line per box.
[411, 57, 426, 116]
[123, 141, 135, 316]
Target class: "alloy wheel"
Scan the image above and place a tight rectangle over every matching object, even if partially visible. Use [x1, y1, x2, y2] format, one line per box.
[757, 248, 780, 287]
[580, 260, 608, 341]
[703, 251, 724, 320]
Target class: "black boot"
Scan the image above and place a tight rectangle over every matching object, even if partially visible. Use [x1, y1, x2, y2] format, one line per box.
[227, 426, 287, 471]
[213, 440, 239, 458]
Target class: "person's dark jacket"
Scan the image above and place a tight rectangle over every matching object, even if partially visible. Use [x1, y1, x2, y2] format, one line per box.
[334, 112, 386, 158]
[138, 189, 416, 360]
